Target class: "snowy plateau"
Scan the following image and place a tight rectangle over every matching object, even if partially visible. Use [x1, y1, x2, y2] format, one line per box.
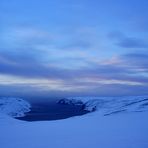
[0, 96, 148, 148]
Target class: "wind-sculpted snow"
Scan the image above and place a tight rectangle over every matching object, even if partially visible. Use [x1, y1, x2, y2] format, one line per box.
[0, 97, 31, 117]
[58, 96, 148, 115]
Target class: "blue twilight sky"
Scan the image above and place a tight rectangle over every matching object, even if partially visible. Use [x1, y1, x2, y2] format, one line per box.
[0, 0, 148, 98]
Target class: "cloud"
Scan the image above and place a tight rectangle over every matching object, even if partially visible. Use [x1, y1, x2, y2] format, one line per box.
[1, 27, 53, 45]
[108, 32, 148, 48]
[0, 50, 73, 79]
[0, 48, 148, 88]
[120, 53, 148, 73]
[0, 27, 148, 97]
[117, 38, 148, 48]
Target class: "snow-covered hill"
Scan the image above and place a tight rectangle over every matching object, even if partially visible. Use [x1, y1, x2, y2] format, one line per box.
[0, 96, 148, 148]
[1, 96, 148, 119]
[0, 97, 31, 117]
[58, 96, 148, 115]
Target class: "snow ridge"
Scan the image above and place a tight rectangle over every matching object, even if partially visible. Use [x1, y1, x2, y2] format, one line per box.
[58, 96, 148, 115]
[0, 97, 31, 117]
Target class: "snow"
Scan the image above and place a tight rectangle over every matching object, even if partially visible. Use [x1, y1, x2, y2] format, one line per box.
[0, 97, 31, 117]
[59, 96, 148, 114]
[0, 96, 148, 148]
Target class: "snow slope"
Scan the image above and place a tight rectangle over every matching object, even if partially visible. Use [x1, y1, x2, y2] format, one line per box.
[0, 97, 31, 117]
[58, 96, 148, 114]
[0, 96, 148, 148]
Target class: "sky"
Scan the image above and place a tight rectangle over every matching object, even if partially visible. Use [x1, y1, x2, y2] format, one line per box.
[0, 0, 148, 98]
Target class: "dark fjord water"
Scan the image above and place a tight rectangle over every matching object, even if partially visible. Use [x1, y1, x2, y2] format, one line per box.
[16, 101, 88, 121]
